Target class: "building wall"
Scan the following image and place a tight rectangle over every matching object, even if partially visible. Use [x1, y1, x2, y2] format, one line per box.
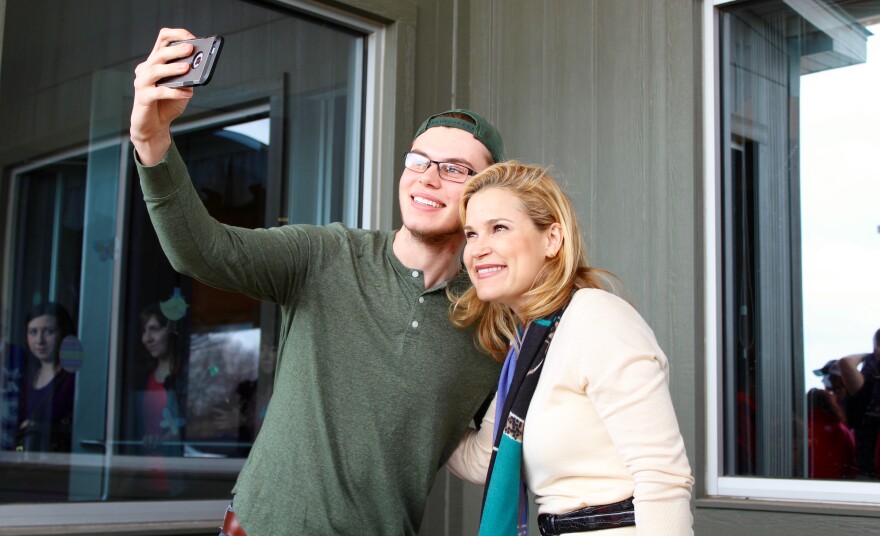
[409, 1, 699, 533]
[466, 0, 700, 451]
[411, 0, 878, 535]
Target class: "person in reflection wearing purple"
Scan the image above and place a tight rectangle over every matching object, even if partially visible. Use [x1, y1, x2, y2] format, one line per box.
[446, 162, 693, 535]
[838, 328, 880, 479]
[16, 302, 76, 452]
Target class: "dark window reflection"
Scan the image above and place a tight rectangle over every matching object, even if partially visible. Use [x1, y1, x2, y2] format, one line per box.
[0, 156, 86, 502]
[110, 116, 276, 500]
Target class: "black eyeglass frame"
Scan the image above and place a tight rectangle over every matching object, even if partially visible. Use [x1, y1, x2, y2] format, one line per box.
[402, 151, 477, 183]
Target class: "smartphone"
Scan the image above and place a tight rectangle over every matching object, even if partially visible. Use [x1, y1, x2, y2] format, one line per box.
[157, 36, 224, 87]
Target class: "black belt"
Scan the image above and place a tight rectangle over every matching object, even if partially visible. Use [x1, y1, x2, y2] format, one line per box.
[537, 497, 635, 535]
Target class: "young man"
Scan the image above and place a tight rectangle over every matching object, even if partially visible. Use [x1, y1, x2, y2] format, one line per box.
[131, 28, 504, 535]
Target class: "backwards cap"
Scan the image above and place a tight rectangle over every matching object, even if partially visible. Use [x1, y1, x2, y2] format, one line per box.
[413, 109, 506, 164]
[813, 359, 840, 377]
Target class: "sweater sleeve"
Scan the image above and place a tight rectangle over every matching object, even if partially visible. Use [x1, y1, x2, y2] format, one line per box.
[135, 142, 322, 304]
[572, 291, 694, 535]
[445, 395, 497, 484]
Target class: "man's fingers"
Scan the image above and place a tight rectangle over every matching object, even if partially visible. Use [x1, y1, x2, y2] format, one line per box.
[137, 85, 194, 102]
[151, 59, 191, 85]
[139, 29, 197, 88]
[155, 42, 194, 64]
[146, 43, 193, 81]
[152, 27, 197, 53]
[133, 59, 190, 89]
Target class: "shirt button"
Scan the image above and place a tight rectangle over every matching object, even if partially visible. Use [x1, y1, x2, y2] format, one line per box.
[418, 297, 425, 304]
[411, 270, 419, 278]
[411, 320, 419, 329]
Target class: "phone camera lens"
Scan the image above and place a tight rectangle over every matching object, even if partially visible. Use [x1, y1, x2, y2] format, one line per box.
[192, 51, 204, 69]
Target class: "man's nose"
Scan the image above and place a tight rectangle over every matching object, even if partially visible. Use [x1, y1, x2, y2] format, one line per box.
[418, 163, 443, 187]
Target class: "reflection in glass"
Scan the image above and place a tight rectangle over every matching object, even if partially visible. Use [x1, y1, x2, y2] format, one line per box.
[0, 156, 86, 502]
[720, 3, 880, 481]
[111, 117, 273, 500]
[801, 21, 880, 481]
[0, 0, 364, 514]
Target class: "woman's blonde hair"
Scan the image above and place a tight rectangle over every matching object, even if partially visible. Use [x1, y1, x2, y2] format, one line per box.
[449, 161, 615, 360]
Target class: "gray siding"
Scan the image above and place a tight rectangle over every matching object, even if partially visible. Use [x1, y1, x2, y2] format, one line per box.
[413, 0, 700, 533]
[446, 1, 696, 531]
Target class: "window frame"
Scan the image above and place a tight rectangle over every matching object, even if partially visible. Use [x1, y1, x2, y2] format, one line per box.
[703, 0, 880, 507]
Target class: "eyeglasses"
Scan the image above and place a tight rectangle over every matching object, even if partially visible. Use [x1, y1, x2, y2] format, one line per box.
[403, 152, 477, 183]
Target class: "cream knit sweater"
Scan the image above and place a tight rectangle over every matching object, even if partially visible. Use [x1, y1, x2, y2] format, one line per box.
[447, 289, 694, 535]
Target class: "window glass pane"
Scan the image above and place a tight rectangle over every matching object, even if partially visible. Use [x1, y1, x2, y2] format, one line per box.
[801, 19, 880, 481]
[0, 0, 365, 512]
[0, 156, 86, 502]
[719, 1, 880, 482]
[110, 117, 273, 500]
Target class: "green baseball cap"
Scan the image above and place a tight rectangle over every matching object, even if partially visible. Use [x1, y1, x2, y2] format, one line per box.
[413, 108, 506, 164]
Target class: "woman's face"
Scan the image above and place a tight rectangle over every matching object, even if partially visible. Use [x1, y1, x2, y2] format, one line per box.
[27, 314, 60, 364]
[463, 188, 560, 316]
[141, 315, 171, 359]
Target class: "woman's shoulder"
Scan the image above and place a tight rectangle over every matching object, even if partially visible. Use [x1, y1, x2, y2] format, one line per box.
[56, 368, 76, 381]
[55, 369, 77, 392]
[561, 288, 660, 349]
[567, 288, 639, 320]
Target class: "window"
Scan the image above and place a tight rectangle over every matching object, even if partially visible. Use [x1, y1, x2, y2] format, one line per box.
[0, 152, 87, 501]
[110, 114, 274, 501]
[708, 0, 880, 503]
[0, 0, 382, 529]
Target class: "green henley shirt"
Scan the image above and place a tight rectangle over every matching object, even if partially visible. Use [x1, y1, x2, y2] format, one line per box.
[137, 143, 501, 535]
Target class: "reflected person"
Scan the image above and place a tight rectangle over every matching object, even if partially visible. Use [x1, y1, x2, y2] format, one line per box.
[138, 303, 185, 455]
[838, 328, 880, 479]
[806, 385, 855, 479]
[135, 303, 186, 497]
[16, 302, 76, 453]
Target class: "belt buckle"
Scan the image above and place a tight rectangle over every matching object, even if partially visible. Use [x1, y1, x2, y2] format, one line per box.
[537, 513, 556, 536]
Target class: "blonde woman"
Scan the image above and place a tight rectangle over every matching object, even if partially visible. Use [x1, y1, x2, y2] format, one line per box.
[446, 162, 693, 535]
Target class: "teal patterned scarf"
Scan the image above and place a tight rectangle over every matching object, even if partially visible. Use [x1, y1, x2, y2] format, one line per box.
[478, 305, 567, 536]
